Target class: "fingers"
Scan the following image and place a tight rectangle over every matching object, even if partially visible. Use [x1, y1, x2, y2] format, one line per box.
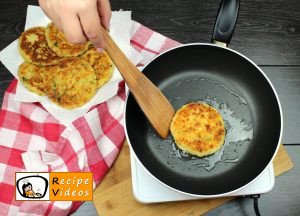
[38, 0, 112, 49]
[97, 0, 112, 31]
[61, 13, 87, 44]
[78, 3, 105, 48]
[39, 0, 84, 43]
[38, 0, 63, 31]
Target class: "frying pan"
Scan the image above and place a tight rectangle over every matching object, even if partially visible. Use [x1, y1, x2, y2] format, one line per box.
[125, 0, 282, 196]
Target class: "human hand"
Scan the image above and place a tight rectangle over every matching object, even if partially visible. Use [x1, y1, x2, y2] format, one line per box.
[38, 0, 111, 49]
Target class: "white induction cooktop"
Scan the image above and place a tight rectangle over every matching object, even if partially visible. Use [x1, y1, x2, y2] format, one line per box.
[130, 150, 275, 203]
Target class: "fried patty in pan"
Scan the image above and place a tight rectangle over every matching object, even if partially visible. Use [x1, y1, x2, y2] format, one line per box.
[170, 102, 226, 157]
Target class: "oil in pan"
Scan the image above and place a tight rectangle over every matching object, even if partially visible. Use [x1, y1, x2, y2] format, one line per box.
[147, 77, 254, 175]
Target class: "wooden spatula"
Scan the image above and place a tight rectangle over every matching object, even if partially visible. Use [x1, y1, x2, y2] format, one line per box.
[101, 27, 175, 138]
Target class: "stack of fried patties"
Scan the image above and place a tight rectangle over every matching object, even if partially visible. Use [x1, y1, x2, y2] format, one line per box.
[18, 23, 114, 109]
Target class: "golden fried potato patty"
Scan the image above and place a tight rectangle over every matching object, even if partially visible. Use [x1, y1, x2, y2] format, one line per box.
[46, 58, 97, 109]
[170, 102, 226, 157]
[18, 27, 62, 65]
[82, 47, 114, 88]
[45, 23, 90, 57]
[18, 62, 47, 96]
[17, 23, 115, 109]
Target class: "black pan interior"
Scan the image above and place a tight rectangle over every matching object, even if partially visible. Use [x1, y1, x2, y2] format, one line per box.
[125, 44, 281, 195]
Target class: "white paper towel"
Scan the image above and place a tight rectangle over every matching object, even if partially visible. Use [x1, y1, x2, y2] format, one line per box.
[0, 6, 143, 126]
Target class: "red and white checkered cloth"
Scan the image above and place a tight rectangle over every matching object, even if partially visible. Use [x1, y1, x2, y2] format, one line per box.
[0, 21, 180, 216]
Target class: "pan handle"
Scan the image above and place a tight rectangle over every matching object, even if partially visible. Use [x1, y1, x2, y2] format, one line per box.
[212, 0, 240, 47]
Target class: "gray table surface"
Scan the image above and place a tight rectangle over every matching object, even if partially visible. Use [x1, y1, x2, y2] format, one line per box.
[0, 0, 299, 215]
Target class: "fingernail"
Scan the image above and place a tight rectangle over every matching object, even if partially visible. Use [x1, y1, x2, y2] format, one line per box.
[97, 48, 104, 53]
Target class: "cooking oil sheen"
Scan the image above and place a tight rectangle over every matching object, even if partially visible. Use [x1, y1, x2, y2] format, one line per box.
[147, 77, 254, 173]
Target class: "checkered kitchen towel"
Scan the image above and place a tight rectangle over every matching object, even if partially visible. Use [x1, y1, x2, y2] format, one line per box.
[0, 21, 180, 215]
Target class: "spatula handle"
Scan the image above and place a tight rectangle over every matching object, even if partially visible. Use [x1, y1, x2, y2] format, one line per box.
[101, 27, 141, 91]
[101, 27, 175, 138]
